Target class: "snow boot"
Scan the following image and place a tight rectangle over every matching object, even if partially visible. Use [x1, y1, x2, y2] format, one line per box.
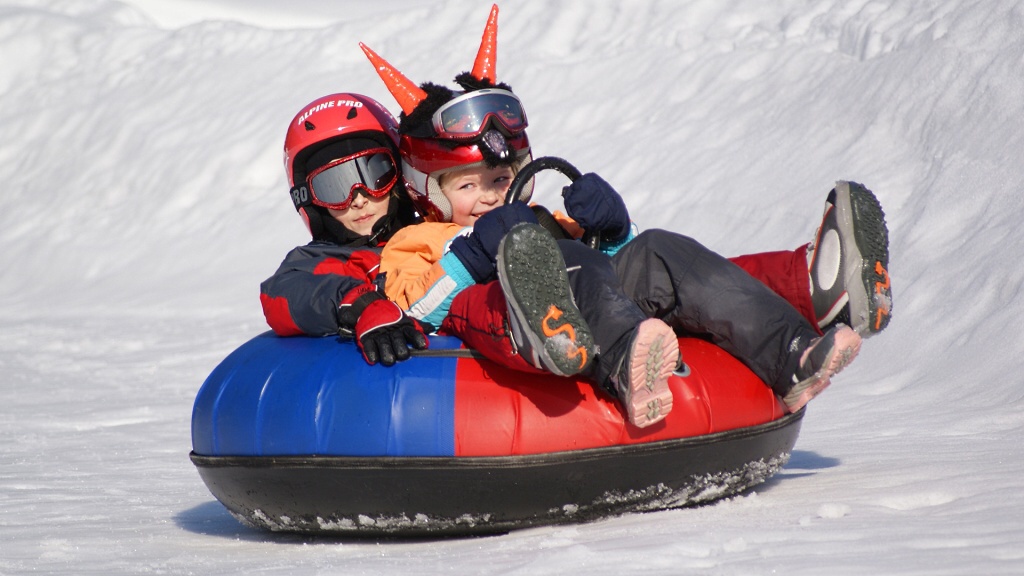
[808, 181, 892, 338]
[783, 323, 861, 412]
[497, 223, 595, 377]
[605, 318, 679, 428]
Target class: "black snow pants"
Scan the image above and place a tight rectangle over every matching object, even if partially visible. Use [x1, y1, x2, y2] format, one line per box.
[558, 230, 818, 396]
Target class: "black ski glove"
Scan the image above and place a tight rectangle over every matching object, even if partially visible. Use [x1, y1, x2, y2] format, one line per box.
[338, 284, 430, 366]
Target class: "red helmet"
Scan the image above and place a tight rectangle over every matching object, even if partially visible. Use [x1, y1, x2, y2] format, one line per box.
[284, 93, 399, 186]
[283, 93, 401, 236]
[399, 130, 532, 223]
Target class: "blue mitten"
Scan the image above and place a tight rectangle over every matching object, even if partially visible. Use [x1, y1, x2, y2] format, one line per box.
[562, 173, 631, 242]
[449, 202, 538, 283]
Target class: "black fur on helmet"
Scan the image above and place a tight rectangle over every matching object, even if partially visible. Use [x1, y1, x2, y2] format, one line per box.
[398, 77, 520, 169]
[454, 71, 512, 93]
[397, 82, 457, 137]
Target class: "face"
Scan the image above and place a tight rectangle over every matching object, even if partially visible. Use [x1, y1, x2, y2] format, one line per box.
[439, 164, 515, 226]
[327, 191, 391, 236]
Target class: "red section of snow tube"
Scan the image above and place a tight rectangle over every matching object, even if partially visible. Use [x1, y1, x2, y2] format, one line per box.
[454, 337, 787, 456]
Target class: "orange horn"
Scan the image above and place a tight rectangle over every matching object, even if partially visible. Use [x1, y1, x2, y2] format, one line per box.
[359, 42, 427, 115]
[471, 4, 499, 82]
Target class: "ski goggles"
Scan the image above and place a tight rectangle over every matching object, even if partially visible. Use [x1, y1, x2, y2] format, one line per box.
[305, 148, 398, 210]
[431, 89, 528, 140]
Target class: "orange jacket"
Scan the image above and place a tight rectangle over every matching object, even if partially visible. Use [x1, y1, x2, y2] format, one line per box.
[379, 210, 590, 327]
[379, 221, 474, 327]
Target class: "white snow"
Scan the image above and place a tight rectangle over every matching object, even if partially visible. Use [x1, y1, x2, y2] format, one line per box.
[2, 0, 1023, 573]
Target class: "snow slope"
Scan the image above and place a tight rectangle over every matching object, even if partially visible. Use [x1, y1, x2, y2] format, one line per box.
[2, 0, 1023, 573]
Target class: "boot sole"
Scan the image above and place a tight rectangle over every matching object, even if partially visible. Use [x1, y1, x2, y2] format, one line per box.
[622, 319, 678, 428]
[837, 181, 893, 336]
[497, 224, 595, 377]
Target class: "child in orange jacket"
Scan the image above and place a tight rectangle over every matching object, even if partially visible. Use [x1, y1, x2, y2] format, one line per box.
[360, 21, 876, 426]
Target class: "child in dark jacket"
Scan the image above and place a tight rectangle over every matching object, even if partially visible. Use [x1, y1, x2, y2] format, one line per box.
[259, 92, 430, 366]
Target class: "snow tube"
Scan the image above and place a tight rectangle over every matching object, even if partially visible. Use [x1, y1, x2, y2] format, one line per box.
[190, 332, 803, 536]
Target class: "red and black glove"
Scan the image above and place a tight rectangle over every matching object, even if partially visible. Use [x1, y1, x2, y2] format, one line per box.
[338, 284, 430, 366]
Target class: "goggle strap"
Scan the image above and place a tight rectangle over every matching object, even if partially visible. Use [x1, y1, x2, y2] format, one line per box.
[290, 185, 314, 210]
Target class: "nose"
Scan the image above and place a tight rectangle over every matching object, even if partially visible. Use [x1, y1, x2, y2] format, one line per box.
[349, 189, 370, 208]
[482, 185, 504, 204]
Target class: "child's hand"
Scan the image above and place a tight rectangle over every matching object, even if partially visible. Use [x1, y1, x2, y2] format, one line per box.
[449, 202, 538, 283]
[562, 173, 631, 242]
[338, 284, 430, 366]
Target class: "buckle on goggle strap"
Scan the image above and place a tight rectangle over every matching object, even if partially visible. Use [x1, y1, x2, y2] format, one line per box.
[430, 89, 528, 140]
[304, 148, 398, 210]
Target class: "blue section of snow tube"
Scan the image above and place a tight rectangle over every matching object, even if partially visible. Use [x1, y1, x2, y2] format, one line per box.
[191, 332, 460, 457]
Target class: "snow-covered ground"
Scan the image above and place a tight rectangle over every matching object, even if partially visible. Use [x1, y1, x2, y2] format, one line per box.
[2, 0, 1023, 573]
